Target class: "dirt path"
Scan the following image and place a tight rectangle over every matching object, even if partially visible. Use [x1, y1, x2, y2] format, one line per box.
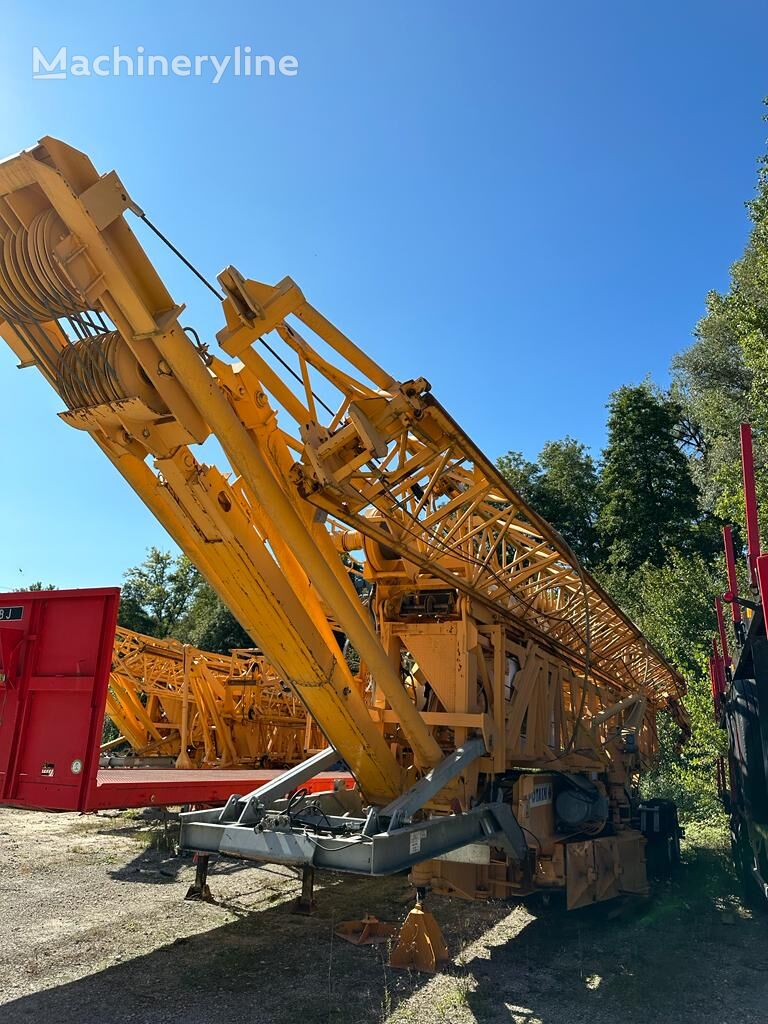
[0, 808, 766, 1023]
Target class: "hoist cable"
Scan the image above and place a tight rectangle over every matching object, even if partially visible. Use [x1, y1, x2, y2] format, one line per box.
[139, 214, 225, 301]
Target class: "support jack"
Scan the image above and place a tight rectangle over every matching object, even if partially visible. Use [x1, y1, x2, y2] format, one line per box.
[336, 889, 450, 973]
[335, 914, 398, 945]
[185, 853, 212, 901]
[293, 864, 317, 914]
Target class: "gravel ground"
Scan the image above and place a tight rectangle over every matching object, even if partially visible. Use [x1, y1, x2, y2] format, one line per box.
[0, 807, 766, 1023]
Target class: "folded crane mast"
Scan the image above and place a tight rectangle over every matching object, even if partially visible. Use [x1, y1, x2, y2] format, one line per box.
[0, 138, 687, 908]
[107, 627, 323, 768]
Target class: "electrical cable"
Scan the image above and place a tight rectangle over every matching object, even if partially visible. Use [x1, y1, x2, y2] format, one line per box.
[285, 787, 309, 816]
[520, 825, 542, 853]
[182, 325, 211, 361]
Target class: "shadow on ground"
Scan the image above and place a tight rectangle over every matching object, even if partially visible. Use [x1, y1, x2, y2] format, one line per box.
[1, 869, 489, 1024]
[5, 832, 768, 1024]
[463, 838, 768, 1024]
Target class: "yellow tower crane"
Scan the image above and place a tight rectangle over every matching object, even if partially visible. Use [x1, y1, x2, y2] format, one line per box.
[0, 139, 689, 954]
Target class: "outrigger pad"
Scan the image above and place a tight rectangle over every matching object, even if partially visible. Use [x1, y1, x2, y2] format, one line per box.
[184, 854, 213, 902]
[389, 904, 449, 974]
[184, 881, 212, 902]
[335, 915, 398, 945]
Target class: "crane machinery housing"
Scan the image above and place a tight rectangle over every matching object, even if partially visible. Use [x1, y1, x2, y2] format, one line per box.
[0, 138, 687, 924]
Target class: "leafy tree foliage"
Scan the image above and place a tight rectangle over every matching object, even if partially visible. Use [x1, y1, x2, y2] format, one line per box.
[671, 293, 753, 518]
[495, 451, 539, 499]
[598, 384, 718, 572]
[118, 547, 253, 654]
[536, 439, 603, 565]
[673, 131, 768, 538]
[176, 584, 253, 653]
[604, 553, 726, 817]
[118, 547, 201, 637]
[497, 438, 602, 565]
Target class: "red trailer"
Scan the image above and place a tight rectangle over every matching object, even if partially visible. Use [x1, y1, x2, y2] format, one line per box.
[0, 588, 351, 812]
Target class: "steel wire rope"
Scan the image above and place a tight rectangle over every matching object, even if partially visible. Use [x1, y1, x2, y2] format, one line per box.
[138, 213, 336, 418]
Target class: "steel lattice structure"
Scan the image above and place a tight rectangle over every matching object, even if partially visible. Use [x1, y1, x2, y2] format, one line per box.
[106, 627, 322, 768]
[0, 138, 689, 914]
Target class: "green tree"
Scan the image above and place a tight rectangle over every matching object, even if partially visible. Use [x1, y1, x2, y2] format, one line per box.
[118, 548, 201, 638]
[497, 438, 602, 565]
[535, 438, 602, 565]
[598, 384, 715, 572]
[672, 125, 768, 536]
[177, 583, 253, 654]
[495, 451, 540, 500]
[604, 552, 725, 818]
[671, 290, 753, 519]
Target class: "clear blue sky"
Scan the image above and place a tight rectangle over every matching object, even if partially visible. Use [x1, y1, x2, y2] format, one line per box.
[0, 1, 766, 590]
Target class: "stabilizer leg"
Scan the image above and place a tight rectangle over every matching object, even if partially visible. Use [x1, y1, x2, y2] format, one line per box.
[293, 864, 317, 914]
[185, 853, 212, 901]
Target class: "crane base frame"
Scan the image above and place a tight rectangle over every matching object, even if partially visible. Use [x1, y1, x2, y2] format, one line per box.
[180, 741, 528, 877]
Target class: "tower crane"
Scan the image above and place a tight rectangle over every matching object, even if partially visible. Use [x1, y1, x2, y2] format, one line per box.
[0, 139, 688, 953]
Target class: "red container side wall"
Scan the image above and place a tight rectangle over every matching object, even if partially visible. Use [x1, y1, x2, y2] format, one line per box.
[0, 588, 119, 811]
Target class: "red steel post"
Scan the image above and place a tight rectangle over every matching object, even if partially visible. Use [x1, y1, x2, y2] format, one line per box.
[715, 596, 731, 669]
[723, 525, 742, 624]
[740, 423, 761, 587]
